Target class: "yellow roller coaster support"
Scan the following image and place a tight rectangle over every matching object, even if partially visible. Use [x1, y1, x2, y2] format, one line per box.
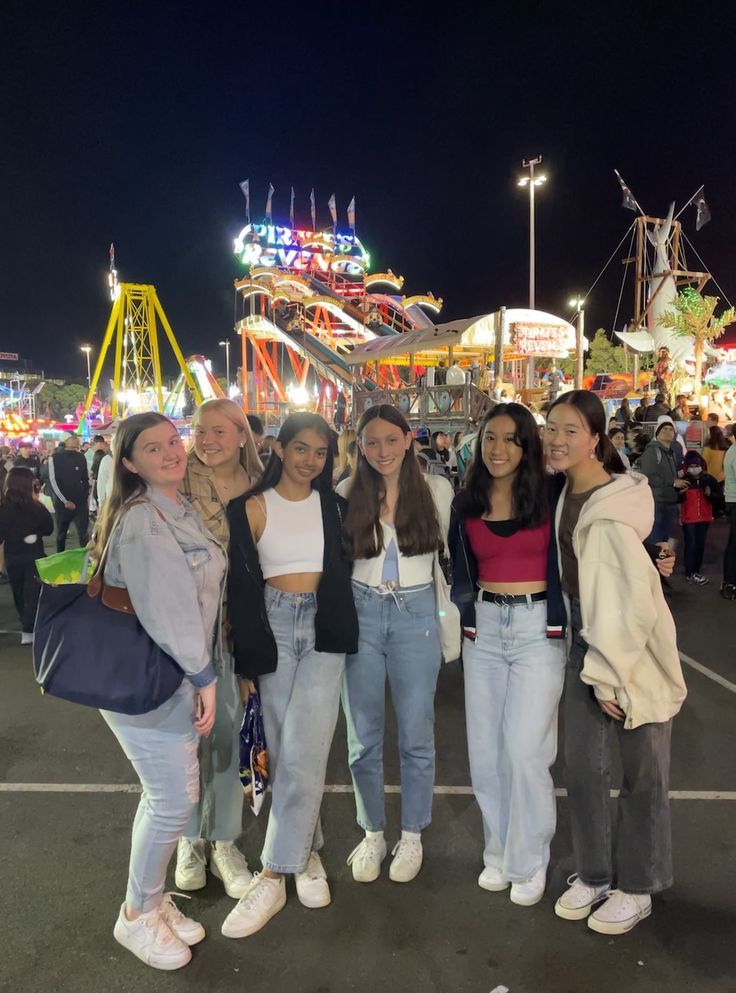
[84, 283, 202, 419]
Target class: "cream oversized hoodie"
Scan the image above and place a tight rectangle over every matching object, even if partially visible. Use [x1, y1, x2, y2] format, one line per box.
[555, 471, 687, 729]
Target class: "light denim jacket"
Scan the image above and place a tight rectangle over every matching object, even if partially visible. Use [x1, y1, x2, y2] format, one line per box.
[103, 486, 227, 687]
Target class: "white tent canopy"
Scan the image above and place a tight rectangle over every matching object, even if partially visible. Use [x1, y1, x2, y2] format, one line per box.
[345, 309, 579, 365]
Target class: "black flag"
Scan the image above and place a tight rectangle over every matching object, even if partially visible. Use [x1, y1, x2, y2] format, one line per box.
[615, 170, 638, 212]
[695, 193, 711, 231]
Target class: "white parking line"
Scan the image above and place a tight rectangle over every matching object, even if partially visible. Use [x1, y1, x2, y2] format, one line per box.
[0, 783, 734, 799]
[679, 651, 736, 693]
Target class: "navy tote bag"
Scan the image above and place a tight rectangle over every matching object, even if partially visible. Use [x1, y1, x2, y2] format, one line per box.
[33, 524, 183, 715]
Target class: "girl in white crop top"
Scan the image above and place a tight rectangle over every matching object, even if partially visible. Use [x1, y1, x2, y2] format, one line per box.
[338, 404, 451, 886]
[221, 413, 356, 939]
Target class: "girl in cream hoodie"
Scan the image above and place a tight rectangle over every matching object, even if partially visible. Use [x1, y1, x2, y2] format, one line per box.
[544, 390, 686, 937]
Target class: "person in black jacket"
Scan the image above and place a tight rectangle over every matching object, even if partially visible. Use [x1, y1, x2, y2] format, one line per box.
[0, 467, 54, 643]
[223, 412, 357, 941]
[46, 433, 89, 551]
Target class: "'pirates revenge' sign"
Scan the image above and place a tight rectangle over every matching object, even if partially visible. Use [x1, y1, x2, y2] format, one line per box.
[511, 322, 575, 356]
[234, 224, 368, 275]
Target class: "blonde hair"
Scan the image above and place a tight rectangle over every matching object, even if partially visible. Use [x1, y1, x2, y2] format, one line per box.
[336, 428, 357, 474]
[191, 398, 263, 480]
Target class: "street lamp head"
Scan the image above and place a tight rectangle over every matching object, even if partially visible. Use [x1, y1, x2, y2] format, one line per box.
[81, 345, 91, 353]
[534, 175, 547, 186]
[569, 297, 585, 309]
[218, 341, 228, 347]
[517, 177, 530, 187]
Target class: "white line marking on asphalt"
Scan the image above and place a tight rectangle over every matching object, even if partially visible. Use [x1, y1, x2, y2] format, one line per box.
[0, 783, 735, 799]
[679, 651, 736, 693]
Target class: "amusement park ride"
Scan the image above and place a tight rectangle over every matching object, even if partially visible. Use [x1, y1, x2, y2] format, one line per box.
[232, 219, 443, 416]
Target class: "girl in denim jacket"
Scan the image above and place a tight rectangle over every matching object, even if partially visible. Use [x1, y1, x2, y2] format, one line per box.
[95, 413, 226, 972]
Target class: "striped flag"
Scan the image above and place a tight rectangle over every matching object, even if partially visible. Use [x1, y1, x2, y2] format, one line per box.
[347, 196, 356, 232]
[266, 183, 275, 222]
[310, 188, 316, 230]
[239, 179, 250, 222]
[290, 186, 295, 228]
[328, 193, 337, 226]
[614, 170, 638, 212]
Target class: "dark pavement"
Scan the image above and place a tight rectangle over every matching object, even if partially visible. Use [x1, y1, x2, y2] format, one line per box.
[1, 522, 734, 993]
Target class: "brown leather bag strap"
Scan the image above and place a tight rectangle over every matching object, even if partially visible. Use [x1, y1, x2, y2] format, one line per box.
[88, 498, 168, 613]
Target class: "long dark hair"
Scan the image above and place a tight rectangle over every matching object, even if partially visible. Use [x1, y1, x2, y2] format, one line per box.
[706, 426, 729, 451]
[1, 466, 37, 510]
[548, 390, 625, 473]
[93, 412, 173, 556]
[455, 403, 548, 526]
[246, 412, 334, 498]
[344, 404, 440, 559]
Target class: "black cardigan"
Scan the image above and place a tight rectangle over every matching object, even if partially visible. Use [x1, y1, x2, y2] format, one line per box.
[227, 487, 359, 679]
[448, 473, 567, 641]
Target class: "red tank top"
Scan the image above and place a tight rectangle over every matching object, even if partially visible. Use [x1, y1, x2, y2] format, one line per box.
[466, 516, 550, 584]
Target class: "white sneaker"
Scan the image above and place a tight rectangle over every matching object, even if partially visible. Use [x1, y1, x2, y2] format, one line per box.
[210, 842, 253, 899]
[175, 838, 207, 891]
[113, 903, 191, 970]
[389, 837, 423, 883]
[347, 835, 387, 883]
[587, 889, 652, 934]
[554, 874, 609, 921]
[20, 632, 34, 645]
[221, 873, 286, 938]
[510, 866, 546, 906]
[158, 893, 205, 945]
[295, 851, 331, 908]
[478, 866, 509, 892]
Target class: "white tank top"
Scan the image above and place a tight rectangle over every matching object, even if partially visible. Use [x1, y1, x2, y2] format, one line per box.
[257, 488, 324, 579]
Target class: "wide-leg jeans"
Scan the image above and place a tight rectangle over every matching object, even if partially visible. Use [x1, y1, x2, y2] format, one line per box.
[258, 587, 345, 874]
[564, 599, 673, 894]
[342, 583, 442, 833]
[463, 596, 565, 881]
[182, 647, 244, 843]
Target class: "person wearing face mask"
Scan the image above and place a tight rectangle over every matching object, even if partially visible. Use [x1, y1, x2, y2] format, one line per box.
[678, 451, 717, 585]
[176, 399, 263, 901]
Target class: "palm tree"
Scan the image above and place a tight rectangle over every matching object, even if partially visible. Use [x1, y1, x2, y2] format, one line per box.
[658, 288, 736, 395]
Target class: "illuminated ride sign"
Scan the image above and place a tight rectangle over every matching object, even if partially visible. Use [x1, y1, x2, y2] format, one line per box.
[510, 321, 575, 357]
[234, 223, 369, 275]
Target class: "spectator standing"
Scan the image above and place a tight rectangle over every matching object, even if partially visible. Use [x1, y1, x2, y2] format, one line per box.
[0, 467, 54, 644]
[46, 434, 90, 552]
[609, 428, 630, 469]
[636, 417, 689, 543]
[679, 451, 717, 585]
[445, 362, 465, 386]
[615, 398, 633, 432]
[14, 444, 42, 477]
[634, 397, 650, 423]
[721, 439, 736, 599]
[643, 393, 670, 422]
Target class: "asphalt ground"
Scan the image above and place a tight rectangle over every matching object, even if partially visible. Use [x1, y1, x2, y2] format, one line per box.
[1, 521, 734, 993]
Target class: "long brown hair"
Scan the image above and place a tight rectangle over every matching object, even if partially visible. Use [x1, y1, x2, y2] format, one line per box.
[547, 390, 625, 473]
[345, 404, 440, 559]
[93, 412, 174, 557]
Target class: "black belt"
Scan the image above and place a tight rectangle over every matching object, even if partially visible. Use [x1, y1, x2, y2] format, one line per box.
[480, 590, 547, 606]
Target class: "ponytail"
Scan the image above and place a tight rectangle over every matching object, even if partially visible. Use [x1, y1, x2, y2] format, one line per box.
[597, 433, 626, 473]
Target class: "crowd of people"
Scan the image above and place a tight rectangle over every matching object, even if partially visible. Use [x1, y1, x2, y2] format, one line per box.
[0, 389, 699, 972]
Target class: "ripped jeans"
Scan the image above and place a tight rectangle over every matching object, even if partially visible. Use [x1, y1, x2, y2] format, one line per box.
[342, 582, 442, 832]
[101, 681, 200, 912]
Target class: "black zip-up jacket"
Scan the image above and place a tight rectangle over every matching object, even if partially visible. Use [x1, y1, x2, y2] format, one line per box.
[46, 449, 89, 506]
[448, 474, 567, 641]
[227, 487, 359, 679]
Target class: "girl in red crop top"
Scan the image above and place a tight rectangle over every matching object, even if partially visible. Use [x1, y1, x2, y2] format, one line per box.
[450, 403, 565, 907]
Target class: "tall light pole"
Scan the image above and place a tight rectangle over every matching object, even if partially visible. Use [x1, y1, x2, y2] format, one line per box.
[569, 297, 585, 389]
[219, 340, 231, 391]
[518, 157, 547, 389]
[81, 345, 92, 386]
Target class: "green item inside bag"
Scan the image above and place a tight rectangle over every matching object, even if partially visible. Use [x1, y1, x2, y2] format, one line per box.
[36, 549, 96, 586]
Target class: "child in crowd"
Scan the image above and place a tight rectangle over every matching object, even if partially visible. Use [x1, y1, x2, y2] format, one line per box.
[679, 451, 717, 585]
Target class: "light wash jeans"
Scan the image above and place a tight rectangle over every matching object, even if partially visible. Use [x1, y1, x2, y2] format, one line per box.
[342, 582, 442, 833]
[463, 596, 565, 881]
[101, 681, 200, 912]
[258, 586, 345, 874]
[183, 648, 244, 842]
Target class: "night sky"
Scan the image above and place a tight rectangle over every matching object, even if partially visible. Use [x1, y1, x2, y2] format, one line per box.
[4, 2, 735, 380]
